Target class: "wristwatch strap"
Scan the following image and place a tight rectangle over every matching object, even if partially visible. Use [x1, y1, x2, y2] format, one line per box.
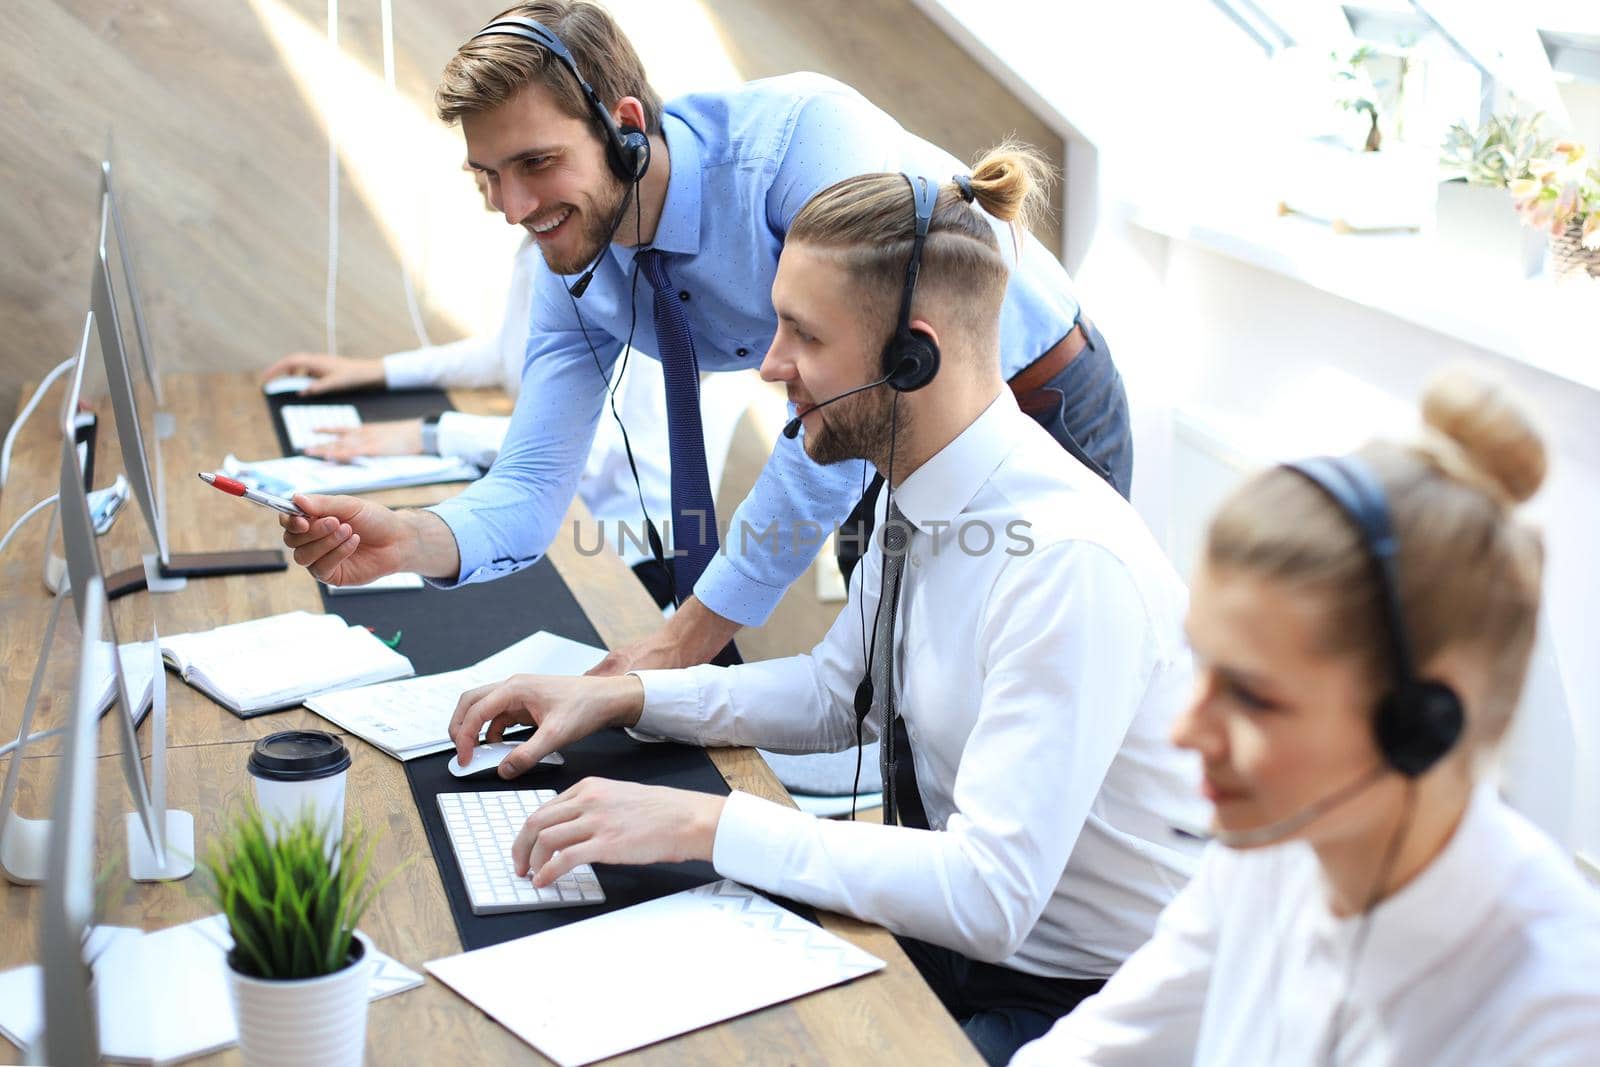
[420, 412, 442, 455]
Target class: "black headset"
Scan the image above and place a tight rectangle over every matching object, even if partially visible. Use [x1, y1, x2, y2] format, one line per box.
[882, 173, 942, 393]
[1283, 456, 1465, 778]
[469, 16, 651, 185]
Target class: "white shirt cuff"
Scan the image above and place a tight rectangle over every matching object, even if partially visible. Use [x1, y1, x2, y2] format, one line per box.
[711, 790, 808, 886]
[382, 350, 437, 390]
[633, 667, 712, 740]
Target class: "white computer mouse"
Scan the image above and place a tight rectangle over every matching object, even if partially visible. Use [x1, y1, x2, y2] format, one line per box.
[262, 375, 315, 396]
[447, 740, 565, 778]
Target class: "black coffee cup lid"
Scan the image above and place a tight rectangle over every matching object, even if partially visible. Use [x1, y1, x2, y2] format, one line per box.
[248, 730, 351, 782]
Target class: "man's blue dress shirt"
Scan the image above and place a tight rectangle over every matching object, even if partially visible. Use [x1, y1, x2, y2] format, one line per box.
[429, 73, 1081, 627]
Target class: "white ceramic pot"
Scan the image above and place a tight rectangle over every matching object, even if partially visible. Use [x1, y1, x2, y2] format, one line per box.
[228, 931, 371, 1067]
[1434, 180, 1547, 279]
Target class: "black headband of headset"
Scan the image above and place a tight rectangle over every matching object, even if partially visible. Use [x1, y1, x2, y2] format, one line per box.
[894, 174, 939, 337]
[470, 16, 634, 149]
[1283, 456, 1418, 685]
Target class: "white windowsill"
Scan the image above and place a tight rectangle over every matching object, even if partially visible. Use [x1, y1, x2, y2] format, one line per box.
[1123, 194, 1600, 396]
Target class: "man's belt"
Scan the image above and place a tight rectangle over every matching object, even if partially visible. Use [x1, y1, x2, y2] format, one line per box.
[1008, 315, 1093, 399]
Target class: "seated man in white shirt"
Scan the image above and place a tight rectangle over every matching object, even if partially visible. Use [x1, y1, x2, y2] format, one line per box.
[258, 169, 678, 602]
[445, 143, 1205, 1065]
[1013, 371, 1600, 1066]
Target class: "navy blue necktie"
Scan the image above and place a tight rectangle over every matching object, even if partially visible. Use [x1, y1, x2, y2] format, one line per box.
[637, 249, 719, 603]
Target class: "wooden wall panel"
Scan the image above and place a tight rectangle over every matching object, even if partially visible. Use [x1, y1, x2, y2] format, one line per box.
[1, 0, 1062, 439]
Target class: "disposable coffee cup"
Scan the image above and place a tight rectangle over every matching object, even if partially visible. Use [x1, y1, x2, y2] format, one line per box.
[247, 730, 351, 852]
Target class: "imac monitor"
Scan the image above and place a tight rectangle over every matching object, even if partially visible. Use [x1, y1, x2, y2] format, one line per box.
[37, 574, 108, 1067]
[57, 326, 193, 882]
[99, 157, 163, 407]
[89, 194, 284, 592]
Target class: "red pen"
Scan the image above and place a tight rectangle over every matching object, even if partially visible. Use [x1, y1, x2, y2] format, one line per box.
[197, 472, 306, 517]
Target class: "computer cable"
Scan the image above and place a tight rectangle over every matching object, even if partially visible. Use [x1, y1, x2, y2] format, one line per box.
[0, 493, 58, 561]
[563, 181, 671, 606]
[1, 357, 75, 492]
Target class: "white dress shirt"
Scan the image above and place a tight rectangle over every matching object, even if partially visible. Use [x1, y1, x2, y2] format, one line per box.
[383, 237, 673, 566]
[1013, 785, 1600, 1065]
[635, 390, 1207, 978]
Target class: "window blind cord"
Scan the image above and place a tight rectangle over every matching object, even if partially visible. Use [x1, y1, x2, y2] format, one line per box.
[379, 0, 432, 348]
[325, 0, 340, 355]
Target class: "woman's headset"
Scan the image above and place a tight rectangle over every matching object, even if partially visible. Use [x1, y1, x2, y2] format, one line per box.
[1283, 456, 1466, 777]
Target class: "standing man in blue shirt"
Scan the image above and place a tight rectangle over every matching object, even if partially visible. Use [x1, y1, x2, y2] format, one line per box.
[280, 0, 1132, 676]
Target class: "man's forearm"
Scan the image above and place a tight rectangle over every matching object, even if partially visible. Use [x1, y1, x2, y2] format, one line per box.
[403, 508, 463, 582]
[658, 597, 743, 667]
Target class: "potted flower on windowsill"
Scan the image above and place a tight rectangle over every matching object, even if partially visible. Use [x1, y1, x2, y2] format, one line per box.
[1438, 111, 1553, 277]
[203, 808, 389, 1067]
[1510, 142, 1600, 280]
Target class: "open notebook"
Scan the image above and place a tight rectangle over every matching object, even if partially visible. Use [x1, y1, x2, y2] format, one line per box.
[135, 611, 414, 718]
[305, 631, 606, 760]
[221, 452, 479, 496]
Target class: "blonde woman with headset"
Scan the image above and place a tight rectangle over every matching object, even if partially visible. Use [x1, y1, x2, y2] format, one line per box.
[1013, 370, 1600, 1065]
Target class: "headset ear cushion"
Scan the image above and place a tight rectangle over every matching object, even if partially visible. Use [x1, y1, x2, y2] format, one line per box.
[1376, 680, 1465, 778]
[613, 127, 651, 182]
[886, 331, 940, 392]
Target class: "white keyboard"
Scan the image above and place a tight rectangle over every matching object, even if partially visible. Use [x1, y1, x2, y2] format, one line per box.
[280, 404, 360, 452]
[437, 790, 606, 915]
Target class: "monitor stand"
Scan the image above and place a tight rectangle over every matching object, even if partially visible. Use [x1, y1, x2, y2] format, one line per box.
[123, 638, 193, 883]
[0, 812, 49, 885]
[0, 593, 69, 885]
[126, 810, 195, 881]
[143, 554, 186, 593]
[159, 548, 287, 580]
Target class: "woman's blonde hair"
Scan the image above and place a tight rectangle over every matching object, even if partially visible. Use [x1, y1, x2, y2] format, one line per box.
[1204, 370, 1547, 749]
[436, 1, 662, 135]
[787, 141, 1056, 352]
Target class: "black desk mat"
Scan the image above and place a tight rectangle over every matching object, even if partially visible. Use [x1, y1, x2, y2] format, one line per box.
[407, 731, 729, 951]
[264, 389, 732, 950]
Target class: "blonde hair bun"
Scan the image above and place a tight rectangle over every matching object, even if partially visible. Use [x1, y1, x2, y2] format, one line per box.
[968, 141, 1056, 232]
[1421, 369, 1548, 504]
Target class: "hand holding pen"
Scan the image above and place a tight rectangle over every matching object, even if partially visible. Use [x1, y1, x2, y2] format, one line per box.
[197, 472, 305, 516]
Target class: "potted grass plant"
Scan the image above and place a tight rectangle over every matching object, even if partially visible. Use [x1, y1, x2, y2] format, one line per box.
[203, 807, 389, 1067]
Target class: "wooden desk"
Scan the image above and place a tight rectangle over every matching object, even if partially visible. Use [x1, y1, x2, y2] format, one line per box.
[0, 373, 978, 1065]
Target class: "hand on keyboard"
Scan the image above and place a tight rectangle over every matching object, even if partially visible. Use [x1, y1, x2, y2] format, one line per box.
[510, 778, 727, 889]
[304, 420, 424, 462]
[439, 789, 605, 915]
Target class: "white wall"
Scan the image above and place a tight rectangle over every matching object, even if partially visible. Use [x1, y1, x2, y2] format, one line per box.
[919, 0, 1600, 859]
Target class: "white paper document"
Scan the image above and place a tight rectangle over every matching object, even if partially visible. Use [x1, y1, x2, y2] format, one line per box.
[222, 451, 479, 496]
[425, 880, 885, 1067]
[305, 631, 606, 760]
[0, 916, 420, 1064]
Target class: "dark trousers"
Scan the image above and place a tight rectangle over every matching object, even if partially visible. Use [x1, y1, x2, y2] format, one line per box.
[897, 936, 1105, 1066]
[838, 319, 1133, 586]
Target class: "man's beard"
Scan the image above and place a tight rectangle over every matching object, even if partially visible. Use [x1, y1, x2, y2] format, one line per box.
[803, 383, 902, 469]
[540, 173, 630, 276]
